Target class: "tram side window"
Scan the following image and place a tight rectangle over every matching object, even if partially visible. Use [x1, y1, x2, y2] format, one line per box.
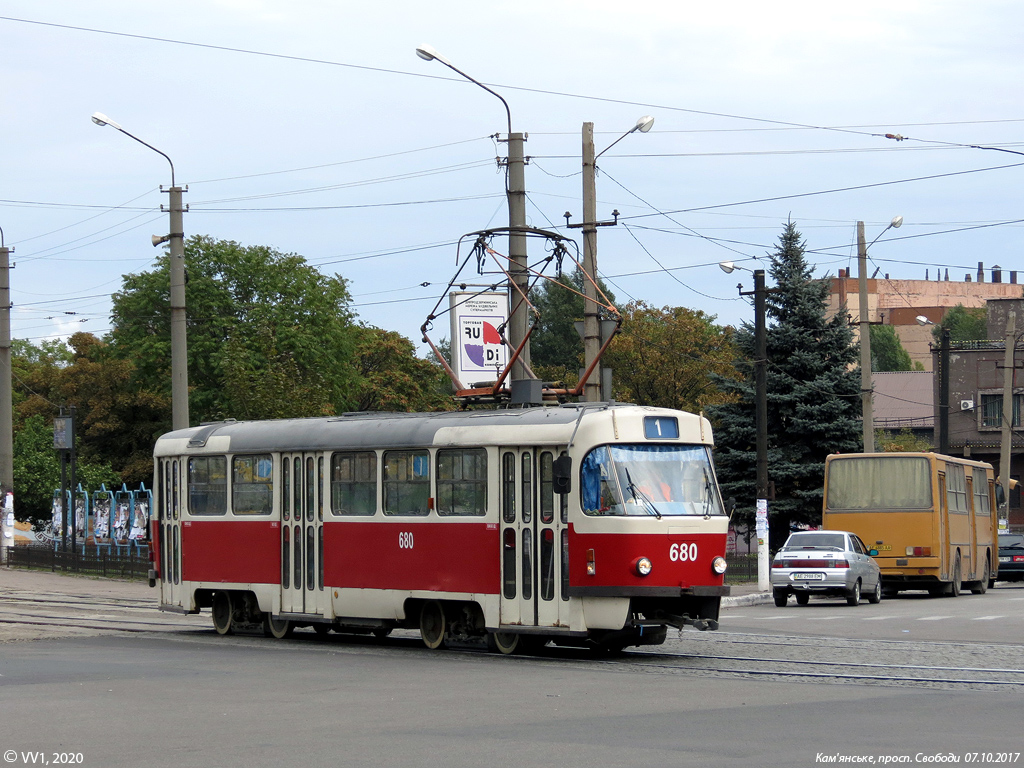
[232, 454, 273, 515]
[383, 450, 430, 516]
[331, 452, 377, 515]
[188, 456, 227, 515]
[437, 449, 487, 516]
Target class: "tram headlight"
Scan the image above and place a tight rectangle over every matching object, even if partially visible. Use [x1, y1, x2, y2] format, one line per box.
[711, 556, 728, 575]
[633, 557, 653, 577]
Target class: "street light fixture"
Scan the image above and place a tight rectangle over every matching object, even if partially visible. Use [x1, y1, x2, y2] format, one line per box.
[719, 260, 770, 591]
[92, 112, 189, 430]
[415, 45, 530, 388]
[857, 216, 903, 452]
[577, 115, 655, 402]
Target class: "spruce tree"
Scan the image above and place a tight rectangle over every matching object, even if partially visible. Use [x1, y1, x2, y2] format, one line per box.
[708, 222, 861, 548]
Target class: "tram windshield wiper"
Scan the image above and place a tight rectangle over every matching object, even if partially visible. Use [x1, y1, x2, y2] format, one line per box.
[701, 468, 714, 518]
[623, 467, 662, 519]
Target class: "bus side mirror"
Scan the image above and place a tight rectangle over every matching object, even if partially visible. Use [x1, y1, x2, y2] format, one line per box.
[869, 549, 879, 557]
[553, 454, 572, 495]
[996, 485, 1006, 506]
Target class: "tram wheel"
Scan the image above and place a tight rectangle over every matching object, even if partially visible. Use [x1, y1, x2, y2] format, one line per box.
[486, 631, 520, 655]
[419, 601, 447, 649]
[313, 623, 332, 636]
[212, 591, 233, 636]
[263, 614, 293, 639]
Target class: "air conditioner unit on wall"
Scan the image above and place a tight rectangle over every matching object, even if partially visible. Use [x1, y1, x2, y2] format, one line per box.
[960, 400, 974, 412]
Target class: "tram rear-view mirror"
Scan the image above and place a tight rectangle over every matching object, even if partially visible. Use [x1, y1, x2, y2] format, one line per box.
[553, 454, 572, 495]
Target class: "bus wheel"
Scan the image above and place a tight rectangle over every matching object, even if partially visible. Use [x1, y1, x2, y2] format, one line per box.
[212, 591, 233, 635]
[845, 580, 861, 606]
[420, 601, 447, 649]
[263, 614, 293, 639]
[486, 631, 519, 655]
[970, 560, 989, 595]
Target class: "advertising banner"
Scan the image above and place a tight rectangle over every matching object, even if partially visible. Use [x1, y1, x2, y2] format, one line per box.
[449, 291, 508, 386]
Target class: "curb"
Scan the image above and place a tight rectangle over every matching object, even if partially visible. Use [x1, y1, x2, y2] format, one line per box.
[722, 592, 772, 607]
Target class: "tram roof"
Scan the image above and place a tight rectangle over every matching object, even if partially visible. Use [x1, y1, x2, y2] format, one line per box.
[155, 403, 703, 455]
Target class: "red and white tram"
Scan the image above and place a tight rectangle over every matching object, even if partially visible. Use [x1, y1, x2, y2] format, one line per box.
[150, 404, 730, 653]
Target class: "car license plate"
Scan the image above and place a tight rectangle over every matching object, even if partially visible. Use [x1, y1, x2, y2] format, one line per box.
[793, 572, 825, 580]
[1000, 556, 1011, 563]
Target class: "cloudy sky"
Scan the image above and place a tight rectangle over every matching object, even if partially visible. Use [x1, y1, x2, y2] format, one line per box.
[3, 1, 1022, 350]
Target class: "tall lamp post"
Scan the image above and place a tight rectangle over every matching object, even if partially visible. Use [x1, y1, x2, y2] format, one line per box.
[720, 261, 770, 591]
[415, 45, 531, 384]
[577, 116, 654, 402]
[857, 215, 903, 452]
[91, 113, 189, 431]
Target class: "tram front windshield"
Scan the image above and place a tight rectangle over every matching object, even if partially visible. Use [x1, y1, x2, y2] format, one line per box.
[581, 444, 725, 517]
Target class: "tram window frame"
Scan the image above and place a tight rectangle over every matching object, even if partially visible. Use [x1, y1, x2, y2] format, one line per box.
[436, 448, 487, 517]
[383, 450, 430, 516]
[187, 456, 227, 516]
[502, 452, 516, 523]
[521, 452, 533, 524]
[331, 451, 378, 516]
[282, 460, 290, 521]
[540, 452, 554, 524]
[231, 454, 274, 515]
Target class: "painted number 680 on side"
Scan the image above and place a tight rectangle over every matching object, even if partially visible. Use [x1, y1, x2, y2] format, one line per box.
[669, 542, 698, 562]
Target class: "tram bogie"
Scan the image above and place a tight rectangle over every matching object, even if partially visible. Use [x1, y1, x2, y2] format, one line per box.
[151, 404, 730, 653]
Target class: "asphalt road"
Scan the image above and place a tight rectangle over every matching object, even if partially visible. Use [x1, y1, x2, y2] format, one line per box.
[1, 568, 1021, 768]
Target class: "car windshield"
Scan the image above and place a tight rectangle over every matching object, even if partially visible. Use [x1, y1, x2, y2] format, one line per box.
[999, 534, 1024, 549]
[782, 532, 847, 551]
[580, 444, 725, 517]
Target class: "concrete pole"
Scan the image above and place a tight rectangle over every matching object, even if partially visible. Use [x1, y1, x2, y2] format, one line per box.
[0, 245, 9, 558]
[754, 269, 770, 591]
[506, 132, 530, 380]
[857, 221, 874, 452]
[1000, 311, 1016, 519]
[581, 123, 601, 402]
[167, 186, 189, 431]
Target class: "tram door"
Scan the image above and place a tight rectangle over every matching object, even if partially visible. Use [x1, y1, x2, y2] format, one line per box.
[158, 458, 184, 609]
[499, 448, 564, 628]
[280, 453, 325, 615]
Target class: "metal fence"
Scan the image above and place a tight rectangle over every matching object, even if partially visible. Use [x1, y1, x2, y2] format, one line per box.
[725, 553, 758, 583]
[5, 544, 150, 581]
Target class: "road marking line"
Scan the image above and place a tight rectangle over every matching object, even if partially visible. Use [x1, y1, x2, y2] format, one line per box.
[971, 615, 1005, 621]
[861, 616, 895, 621]
[805, 616, 844, 621]
[916, 616, 952, 621]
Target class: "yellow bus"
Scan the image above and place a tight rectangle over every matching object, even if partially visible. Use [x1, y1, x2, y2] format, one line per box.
[822, 453, 998, 596]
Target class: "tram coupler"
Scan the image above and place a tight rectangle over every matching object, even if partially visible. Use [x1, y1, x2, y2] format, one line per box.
[667, 614, 718, 632]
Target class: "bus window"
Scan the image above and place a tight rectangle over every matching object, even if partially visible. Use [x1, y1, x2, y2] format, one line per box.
[825, 456, 931, 510]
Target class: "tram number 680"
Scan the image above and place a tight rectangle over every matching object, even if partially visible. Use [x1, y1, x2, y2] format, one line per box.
[669, 542, 698, 562]
[398, 531, 414, 549]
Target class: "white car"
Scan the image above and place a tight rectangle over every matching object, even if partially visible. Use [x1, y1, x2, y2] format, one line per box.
[771, 530, 882, 607]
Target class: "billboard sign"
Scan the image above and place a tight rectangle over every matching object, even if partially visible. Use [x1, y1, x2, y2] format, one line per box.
[449, 291, 508, 386]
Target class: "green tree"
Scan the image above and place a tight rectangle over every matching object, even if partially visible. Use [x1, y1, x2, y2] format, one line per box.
[602, 302, 738, 412]
[876, 427, 932, 452]
[529, 268, 616, 384]
[353, 326, 453, 412]
[13, 414, 118, 529]
[870, 324, 922, 371]
[109, 236, 359, 423]
[707, 222, 862, 546]
[935, 304, 988, 342]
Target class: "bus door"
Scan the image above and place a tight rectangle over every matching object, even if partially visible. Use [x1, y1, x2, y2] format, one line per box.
[159, 458, 184, 609]
[499, 448, 565, 629]
[938, 471, 950, 579]
[281, 453, 324, 615]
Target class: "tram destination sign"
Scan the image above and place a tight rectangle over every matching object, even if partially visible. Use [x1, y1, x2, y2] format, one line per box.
[449, 291, 509, 386]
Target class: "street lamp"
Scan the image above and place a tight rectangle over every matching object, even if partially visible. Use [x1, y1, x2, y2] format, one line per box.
[92, 112, 189, 430]
[720, 260, 770, 591]
[415, 45, 532, 387]
[916, 314, 950, 455]
[578, 116, 655, 402]
[858, 216, 902, 452]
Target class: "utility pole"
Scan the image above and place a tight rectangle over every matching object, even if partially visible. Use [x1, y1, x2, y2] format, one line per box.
[581, 123, 601, 402]
[938, 327, 950, 455]
[506, 131, 530, 382]
[0, 239, 12, 550]
[1000, 311, 1016, 515]
[753, 269, 770, 592]
[857, 221, 874, 452]
[166, 185, 189, 430]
